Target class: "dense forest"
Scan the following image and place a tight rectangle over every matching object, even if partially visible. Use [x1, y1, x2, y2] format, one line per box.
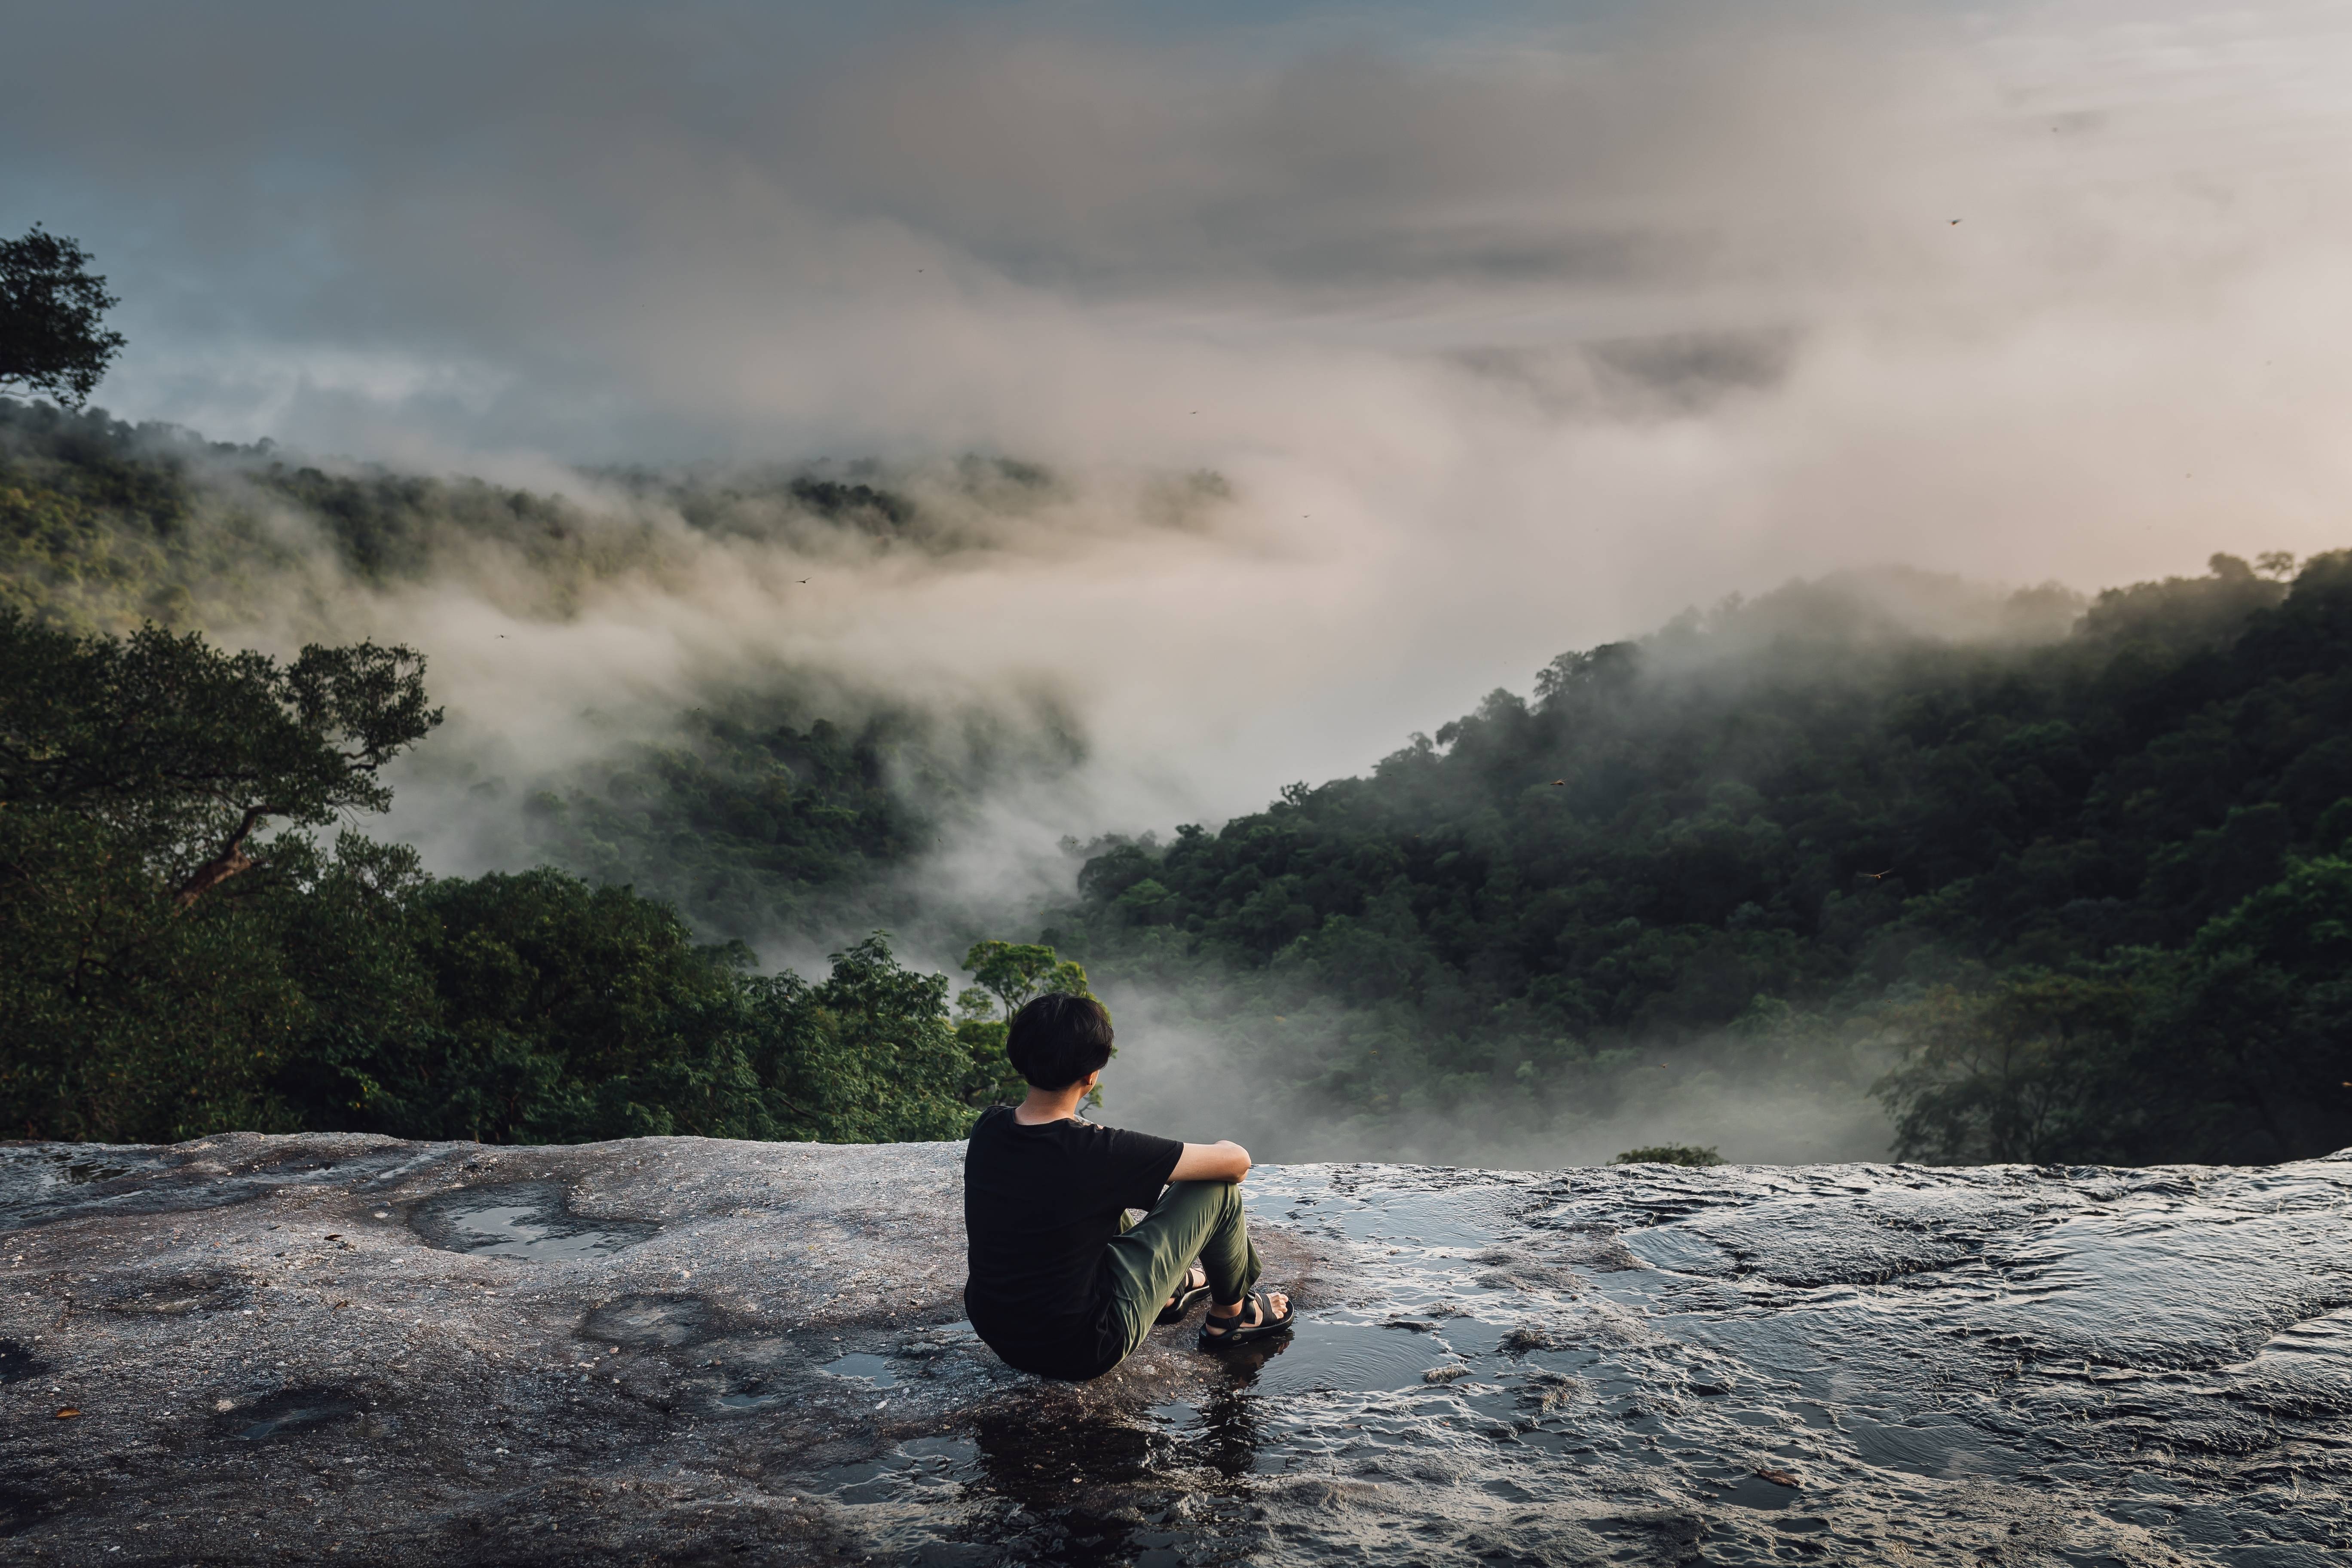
[6, 393, 2351, 1165]
[1049, 556, 2352, 1167]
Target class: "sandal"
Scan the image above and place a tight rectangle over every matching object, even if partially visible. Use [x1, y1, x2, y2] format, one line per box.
[1198, 1289, 1294, 1348]
[1158, 1263, 1211, 1324]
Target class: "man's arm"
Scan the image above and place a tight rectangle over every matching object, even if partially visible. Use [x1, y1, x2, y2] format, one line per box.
[1169, 1140, 1252, 1182]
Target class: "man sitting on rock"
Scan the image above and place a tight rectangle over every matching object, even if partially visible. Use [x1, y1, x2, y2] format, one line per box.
[962, 993, 1293, 1380]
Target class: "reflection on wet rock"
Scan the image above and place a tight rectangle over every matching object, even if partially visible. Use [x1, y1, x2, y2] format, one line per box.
[410, 1180, 658, 1259]
[2, 1132, 2349, 1564]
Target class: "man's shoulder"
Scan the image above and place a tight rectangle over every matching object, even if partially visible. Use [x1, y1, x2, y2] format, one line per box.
[963, 1104, 1017, 1148]
[1071, 1114, 1156, 1139]
[1075, 1116, 1183, 1155]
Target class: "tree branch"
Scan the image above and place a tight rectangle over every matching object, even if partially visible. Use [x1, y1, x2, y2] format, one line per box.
[174, 804, 273, 908]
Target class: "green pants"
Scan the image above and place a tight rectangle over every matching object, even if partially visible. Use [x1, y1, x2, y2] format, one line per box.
[1096, 1179, 1263, 1369]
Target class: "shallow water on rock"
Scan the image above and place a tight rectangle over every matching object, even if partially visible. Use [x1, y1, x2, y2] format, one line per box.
[6, 1136, 2349, 1566]
[820, 1158, 2352, 1567]
[406, 1180, 657, 1258]
[824, 1352, 901, 1388]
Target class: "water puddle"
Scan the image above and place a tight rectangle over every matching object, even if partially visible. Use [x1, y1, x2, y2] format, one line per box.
[1230, 1320, 1465, 1396]
[0, 1147, 166, 1224]
[2229, 1303, 2352, 1372]
[1971, 1207, 2352, 1369]
[717, 1388, 785, 1410]
[1294, 1185, 1519, 1253]
[59, 1158, 136, 1185]
[1841, 1410, 1997, 1479]
[821, 1352, 899, 1389]
[408, 1182, 656, 1259]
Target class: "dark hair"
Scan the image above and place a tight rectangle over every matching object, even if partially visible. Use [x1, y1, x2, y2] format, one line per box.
[1004, 993, 1114, 1090]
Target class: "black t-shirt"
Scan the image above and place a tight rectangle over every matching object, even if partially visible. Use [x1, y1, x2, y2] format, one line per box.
[962, 1105, 1184, 1378]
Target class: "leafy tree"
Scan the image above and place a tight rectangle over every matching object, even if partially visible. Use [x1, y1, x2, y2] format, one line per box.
[0, 616, 441, 1141]
[766, 934, 982, 1142]
[0, 228, 126, 409]
[280, 867, 756, 1143]
[0, 805, 312, 1141]
[283, 884, 987, 1147]
[953, 989, 1024, 1109]
[0, 609, 440, 902]
[962, 939, 1088, 1017]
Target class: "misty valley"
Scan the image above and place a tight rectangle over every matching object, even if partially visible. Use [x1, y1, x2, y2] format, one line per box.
[14, 4, 2352, 1558]
[6, 397, 2349, 1173]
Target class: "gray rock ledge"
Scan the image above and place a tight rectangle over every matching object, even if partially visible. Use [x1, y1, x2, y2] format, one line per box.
[3, 1133, 2348, 1566]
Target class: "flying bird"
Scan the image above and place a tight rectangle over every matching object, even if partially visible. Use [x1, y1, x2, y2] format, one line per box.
[1551, 779, 1566, 786]
[1858, 868, 1895, 882]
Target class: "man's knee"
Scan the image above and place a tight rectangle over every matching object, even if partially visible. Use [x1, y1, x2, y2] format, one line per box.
[1167, 1178, 1242, 1216]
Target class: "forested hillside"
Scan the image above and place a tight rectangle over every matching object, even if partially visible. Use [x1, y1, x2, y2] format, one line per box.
[1055, 555, 2352, 1167]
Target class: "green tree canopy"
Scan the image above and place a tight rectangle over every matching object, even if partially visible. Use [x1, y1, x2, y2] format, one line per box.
[962, 939, 1089, 1017]
[0, 228, 126, 409]
[0, 609, 440, 902]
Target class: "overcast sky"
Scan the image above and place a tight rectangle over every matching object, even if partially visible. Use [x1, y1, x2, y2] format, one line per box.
[10, 0, 2352, 832]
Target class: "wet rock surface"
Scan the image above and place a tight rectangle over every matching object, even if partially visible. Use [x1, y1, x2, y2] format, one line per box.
[2, 1134, 2348, 1566]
